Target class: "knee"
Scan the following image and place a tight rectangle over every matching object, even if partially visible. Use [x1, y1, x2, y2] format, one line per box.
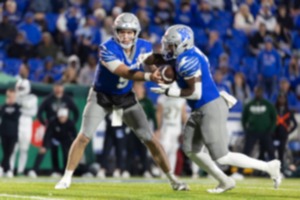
[215, 153, 230, 165]
[77, 134, 90, 146]
[134, 128, 152, 143]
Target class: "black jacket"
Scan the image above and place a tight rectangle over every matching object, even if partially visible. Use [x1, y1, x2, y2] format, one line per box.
[0, 103, 21, 138]
[37, 93, 79, 125]
[43, 118, 77, 148]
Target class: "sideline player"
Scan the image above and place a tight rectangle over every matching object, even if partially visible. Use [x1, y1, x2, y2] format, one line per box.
[55, 13, 188, 191]
[10, 79, 38, 176]
[156, 83, 187, 172]
[150, 25, 281, 193]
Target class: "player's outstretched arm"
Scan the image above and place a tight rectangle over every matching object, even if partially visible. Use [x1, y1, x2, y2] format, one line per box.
[113, 63, 162, 83]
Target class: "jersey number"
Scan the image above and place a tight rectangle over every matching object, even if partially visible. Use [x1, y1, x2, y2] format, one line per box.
[164, 107, 180, 120]
[117, 77, 129, 89]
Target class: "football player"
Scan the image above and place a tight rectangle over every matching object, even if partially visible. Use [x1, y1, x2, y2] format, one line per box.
[150, 25, 281, 193]
[55, 13, 188, 191]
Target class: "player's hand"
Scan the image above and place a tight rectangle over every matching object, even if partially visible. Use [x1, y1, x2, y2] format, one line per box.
[150, 69, 163, 83]
[150, 84, 170, 94]
[39, 147, 47, 154]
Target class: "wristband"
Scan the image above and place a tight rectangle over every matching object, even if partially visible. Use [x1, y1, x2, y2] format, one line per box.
[144, 72, 151, 81]
[166, 87, 181, 97]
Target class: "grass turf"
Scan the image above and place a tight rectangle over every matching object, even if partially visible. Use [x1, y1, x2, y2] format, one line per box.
[0, 177, 299, 200]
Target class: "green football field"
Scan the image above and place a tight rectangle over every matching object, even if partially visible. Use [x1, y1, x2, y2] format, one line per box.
[0, 177, 299, 200]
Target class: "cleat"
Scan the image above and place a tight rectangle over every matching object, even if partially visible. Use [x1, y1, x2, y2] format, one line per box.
[207, 178, 236, 194]
[28, 170, 37, 178]
[171, 181, 190, 191]
[55, 177, 71, 190]
[96, 169, 106, 179]
[230, 172, 244, 181]
[267, 160, 281, 189]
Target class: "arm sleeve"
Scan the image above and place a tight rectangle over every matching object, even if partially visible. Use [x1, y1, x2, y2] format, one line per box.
[99, 45, 123, 72]
[178, 56, 201, 79]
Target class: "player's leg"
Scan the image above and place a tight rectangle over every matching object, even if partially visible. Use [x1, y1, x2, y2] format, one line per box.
[202, 97, 281, 189]
[55, 89, 108, 189]
[122, 103, 189, 191]
[17, 122, 32, 175]
[182, 112, 234, 194]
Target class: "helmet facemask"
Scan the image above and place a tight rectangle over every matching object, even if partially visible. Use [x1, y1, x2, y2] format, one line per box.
[115, 28, 137, 49]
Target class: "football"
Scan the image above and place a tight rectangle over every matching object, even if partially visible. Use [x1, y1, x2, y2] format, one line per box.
[160, 65, 176, 84]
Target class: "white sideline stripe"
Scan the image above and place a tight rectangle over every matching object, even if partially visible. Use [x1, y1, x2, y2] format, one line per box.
[0, 194, 64, 200]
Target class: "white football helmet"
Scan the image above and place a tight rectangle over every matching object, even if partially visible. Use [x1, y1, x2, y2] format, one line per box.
[15, 79, 31, 96]
[113, 13, 141, 49]
[161, 25, 194, 60]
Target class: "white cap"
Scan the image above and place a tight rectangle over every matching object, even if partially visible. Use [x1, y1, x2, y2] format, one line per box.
[57, 108, 69, 117]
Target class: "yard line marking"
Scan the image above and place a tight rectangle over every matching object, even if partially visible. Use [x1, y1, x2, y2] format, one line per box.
[0, 194, 64, 200]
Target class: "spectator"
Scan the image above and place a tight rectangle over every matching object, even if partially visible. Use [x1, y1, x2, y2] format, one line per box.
[62, 55, 80, 84]
[111, 6, 123, 20]
[271, 78, 299, 111]
[208, 0, 225, 10]
[273, 93, 297, 174]
[213, 69, 231, 93]
[29, 108, 76, 177]
[255, 3, 277, 32]
[56, 6, 85, 55]
[249, 23, 272, 56]
[0, 12, 17, 44]
[244, 0, 260, 18]
[174, 1, 194, 27]
[195, 0, 214, 30]
[257, 36, 281, 98]
[272, 24, 291, 59]
[234, 4, 255, 34]
[37, 82, 79, 126]
[205, 31, 224, 68]
[131, 0, 153, 19]
[76, 16, 99, 64]
[6, 31, 35, 60]
[136, 9, 151, 32]
[276, 5, 293, 31]
[232, 86, 276, 180]
[231, 72, 252, 105]
[0, 89, 21, 178]
[78, 54, 97, 86]
[34, 12, 49, 33]
[153, 0, 174, 28]
[28, 0, 52, 13]
[18, 12, 42, 45]
[4, 0, 21, 25]
[93, 8, 106, 27]
[285, 54, 300, 90]
[292, 30, 300, 50]
[36, 57, 57, 83]
[100, 17, 114, 43]
[37, 32, 61, 62]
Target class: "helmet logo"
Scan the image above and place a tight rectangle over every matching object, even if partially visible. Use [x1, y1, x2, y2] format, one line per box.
[177, 28, 191, 42]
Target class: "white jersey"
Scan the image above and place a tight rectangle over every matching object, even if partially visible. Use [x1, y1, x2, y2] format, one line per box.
[157, 95, 186, 132]
[17, 94, 38, 128]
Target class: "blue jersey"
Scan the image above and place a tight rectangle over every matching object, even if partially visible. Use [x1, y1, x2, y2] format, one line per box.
[175, 47, 220, 110]
[93, 38, 152, 95]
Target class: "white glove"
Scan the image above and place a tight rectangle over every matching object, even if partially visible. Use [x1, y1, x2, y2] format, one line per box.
[150, 84, 171, 94]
